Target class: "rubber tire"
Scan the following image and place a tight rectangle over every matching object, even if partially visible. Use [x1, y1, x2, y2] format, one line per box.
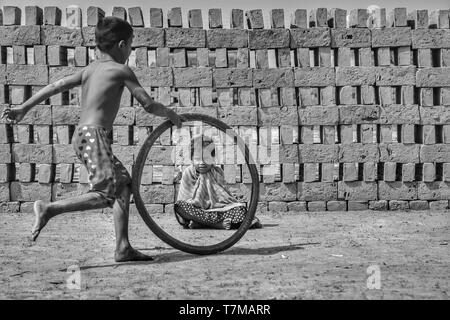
[132, 113, 260, 255]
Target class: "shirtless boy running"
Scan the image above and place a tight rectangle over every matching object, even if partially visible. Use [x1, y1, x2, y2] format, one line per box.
[1, 17, 183, 262]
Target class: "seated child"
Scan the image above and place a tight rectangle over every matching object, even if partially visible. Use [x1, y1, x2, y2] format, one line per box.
[174, 134, 262, 230]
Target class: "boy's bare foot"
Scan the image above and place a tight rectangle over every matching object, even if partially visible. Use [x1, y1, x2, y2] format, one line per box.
[250, 217, 263, 229]
[31, 200, 51, 241]
[114, 247, 154, 262]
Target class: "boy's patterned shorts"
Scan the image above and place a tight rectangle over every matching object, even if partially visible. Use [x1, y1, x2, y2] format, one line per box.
[72, 124, 132, 208]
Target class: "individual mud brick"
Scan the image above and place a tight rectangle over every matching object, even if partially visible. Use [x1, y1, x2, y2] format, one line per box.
[166, 28, 206, 48]
[161, 166, 174, 185]
[290, 9, 307, 28]
[379, 125, 394, 143]
[299, 125, 314, 143]
[328, 8, 347, 28]
[12, 46, 26, 65]
[336, 67, 376, 86]
[66, 6, 82, 29]
[3, 7, 21, 25]
[397, 47, 411, 66]
[249, 29, 290, 49]
[339, 144, 379, 163]
[270, 9, 284, 28]
[309, 8, 328, 27]
[319, 86, 334, 106]
[296, 48, 309, 67]
[320, 163, 334, 182]
[246, 9, 264, 29]
[423, 163, 436, 182]
[338, 181, 377, 201]
[330, 29, 371, 48]
[401, 86, 415, 105]
[33, 125, 51, 144]
[268, 201, 288, 212]
[379, 87, 395, 106]
[321, 126, 335, 145]
[327, 201, 347, 211]
[128, 7, 144, 27]
[188, 9, 203, 28]
[359, 48, 374, 66]
[59, 163, 73, 183]
[349, 9, 369, 28]
[343, 163, 358, 182]
[441, 49, 450, 67]
[0, 25, 41, 46]
[423, 125, 436, 145]
[0, 164, 13, 183]
[255, 50, 268, 68]
[294, 67, 335, 87]
[11, 182, 51, 202]
[18, 163, 35, 182]
[291, 28, 331, 48]
[383, 162, 397, 182]
[367, 8, 386, 29]
[369, 200, 388, 210]
[287, 201, 307, 212]
[429, 200, 449, 211]
[363, 162, 377, 181]
[387, 8, 407, 27]
[418, 49, 432, 67]
[155, 47, 170, 67]
[402, 163, 415, 182]
[168, 7, 182, 27]
[215, 48, 227, 68]
[318, 47, 331, 67]
[207, 9, 222, 29]
[416, 68, 450, 87]
[236, 48, 249, 68]
[87, 7, 105, 26]
[377, 47, 391, 65]
[339, 86, 357, 105]
[348, 201, 368, 211]
[412, 30, 450, 49]
[230, 9, 244, 29]
[31, 45, 46, 65]
[112, 7, 127, 21]
[207, 29, 248, 49]
[420, 88, 434, 106]
[15, 124, 32, 143]
[372, 28, 411, 48]
[361, 85, 375, 104]
[253, 68, 294, 88]
[442, 88, 450, 105]
[25, 6, 43, 25]
[9, 86, 28, 105]
[409, 200, 429, 210]
[337, 47, 351, 66]
[282, 163, 295, 183]
[38, 164, 54, 184]
[389, 200, 409, 210]
[409, 10, 428, 29]
[304, 163, 319, 182]
[277, 48, 291, 68]
[43, 7, 61, 25]
[378, 181, 417, 200]
[149, 8, 163, 28]
[73, 46, 87, 66]
[307, 201, 327, 212]
[429, 10, 450, 29]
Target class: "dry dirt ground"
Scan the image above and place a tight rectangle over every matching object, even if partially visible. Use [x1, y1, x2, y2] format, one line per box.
[0, 208, 448, 299]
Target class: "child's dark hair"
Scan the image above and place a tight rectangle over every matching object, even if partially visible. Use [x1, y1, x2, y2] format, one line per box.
[95, 17, 133, 52]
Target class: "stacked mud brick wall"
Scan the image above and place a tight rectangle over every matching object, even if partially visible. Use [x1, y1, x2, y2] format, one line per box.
[1, 5, 450, 214]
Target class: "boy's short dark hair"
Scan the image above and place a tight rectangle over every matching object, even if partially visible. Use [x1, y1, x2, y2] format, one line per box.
[95, 16, 133, 52]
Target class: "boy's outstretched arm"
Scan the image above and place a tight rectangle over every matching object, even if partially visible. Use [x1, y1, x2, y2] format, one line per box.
[122, 66, 182, 128]
[1, 71, 84, 124]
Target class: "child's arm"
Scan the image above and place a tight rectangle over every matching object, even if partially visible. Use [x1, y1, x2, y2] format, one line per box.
[122, 66, 182, 128]
[1, 71, 83, 124]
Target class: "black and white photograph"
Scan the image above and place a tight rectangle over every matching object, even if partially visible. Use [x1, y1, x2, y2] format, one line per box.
[0, 0, 449, 306]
